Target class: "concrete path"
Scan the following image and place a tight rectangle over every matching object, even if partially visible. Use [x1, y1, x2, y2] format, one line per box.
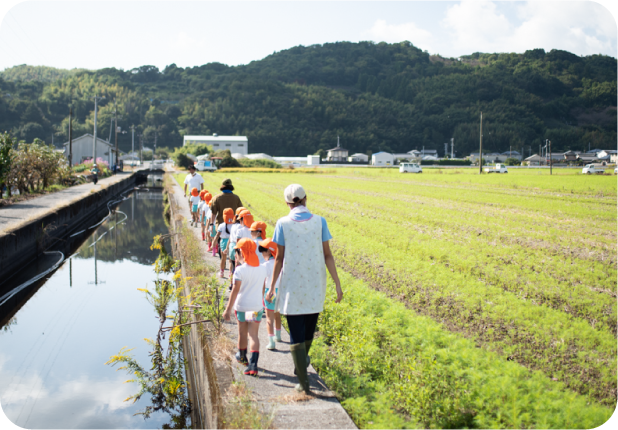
[169, 174, 357, 429]
[0, 173, 133, 234]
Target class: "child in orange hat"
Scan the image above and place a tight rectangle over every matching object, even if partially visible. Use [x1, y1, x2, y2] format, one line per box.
[190, 187, 200, 226]
[201, 193, 213, 243]
[223, 238, 267, 376]
[198, 191, 207, 240]
[213, 208, 235, 277]
[250, 221, 267, 264]
[227, 207, 247, 280]
[259, 238, 282, 349]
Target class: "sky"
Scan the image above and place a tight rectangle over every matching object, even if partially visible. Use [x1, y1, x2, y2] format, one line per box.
[0, 0, 616, 73]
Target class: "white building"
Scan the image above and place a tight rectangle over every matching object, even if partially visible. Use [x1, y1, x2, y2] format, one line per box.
[371, 152, 394, 166]
[183, 134, 248, 155]
[245, 153, 274, 161]
[326, 145, 349, 162]
[348, 153, 369, 163]
[62, 133, 117, 166]
[393, 153, 419, 162]
[307, 155, 320, 165]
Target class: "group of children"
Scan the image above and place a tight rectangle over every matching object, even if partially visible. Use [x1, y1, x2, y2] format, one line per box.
[188, 186, 283, 376]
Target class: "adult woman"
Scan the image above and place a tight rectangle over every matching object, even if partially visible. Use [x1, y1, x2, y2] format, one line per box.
[266, 184, 343, 393]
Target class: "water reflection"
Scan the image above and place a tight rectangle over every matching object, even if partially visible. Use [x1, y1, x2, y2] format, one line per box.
[0, 189, 174, 429]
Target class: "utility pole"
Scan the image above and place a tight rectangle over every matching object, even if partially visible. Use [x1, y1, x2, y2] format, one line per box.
[444, 142, 448, 158]
[130, 125, 135, 166]
[114, 98, 118, 173]
[68, 106, 73, 166]
[549, 139, 552, 175]
[92, 95, 104, 164]
[139, 134, 143, 164]
[450, 137, 454, 159]
[154, 130, 158, 156]
[479, 112, 483, 174]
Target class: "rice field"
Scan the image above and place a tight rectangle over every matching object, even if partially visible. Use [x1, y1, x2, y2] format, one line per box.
[177, 168, 617, 428]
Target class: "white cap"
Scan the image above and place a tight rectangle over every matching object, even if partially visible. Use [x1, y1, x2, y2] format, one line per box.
[284, 184, 306, 203]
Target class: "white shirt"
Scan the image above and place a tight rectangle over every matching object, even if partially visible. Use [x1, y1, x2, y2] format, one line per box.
[201, 205, 210, 218]
[262, 258, 280, 293]
[229, 223, 241, 242]
[184, 173, 204, 193]
[190, 195, 200, 206]
[233, 225, 251, 242]
[217, 223, 232, 239]
[233, 263, 267, 312]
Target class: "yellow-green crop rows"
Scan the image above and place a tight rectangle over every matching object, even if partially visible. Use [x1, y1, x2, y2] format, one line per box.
[178, 168, 616, 428]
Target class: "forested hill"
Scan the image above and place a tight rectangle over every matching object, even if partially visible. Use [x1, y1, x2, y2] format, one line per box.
[1, 41, 616, 157]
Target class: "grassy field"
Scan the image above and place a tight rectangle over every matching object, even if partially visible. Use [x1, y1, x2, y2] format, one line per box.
[174, 168, 616, 428]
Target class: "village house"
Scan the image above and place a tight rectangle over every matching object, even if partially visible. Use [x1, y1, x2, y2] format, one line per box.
[62, 133, 118, 166]
[326, 144, 349, 162]
[371, 152, 395, 166]
[183, 134, 248, 155]
[348, 153, 369, 163]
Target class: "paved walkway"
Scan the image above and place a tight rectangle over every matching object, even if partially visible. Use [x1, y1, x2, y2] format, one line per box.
[169, 175, 356, 429]
[0, 173, 133, 235]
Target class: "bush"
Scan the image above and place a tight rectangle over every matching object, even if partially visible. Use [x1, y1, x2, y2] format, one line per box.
[219, 156, 241, 168]
[505, 157, 521, 166]
[171, 143, 211, 168]
[238, 158, 281, 169]
[439, 159, 472, 166]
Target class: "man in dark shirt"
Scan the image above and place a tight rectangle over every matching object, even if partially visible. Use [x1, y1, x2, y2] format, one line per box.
[210, 178, 243, 225]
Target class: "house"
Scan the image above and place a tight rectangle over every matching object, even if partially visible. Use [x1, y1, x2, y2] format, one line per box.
[307, 155, 320, 165]
[142, 146, 153, 153]
[501, 150, 522, 161]
[183, 134, 248, 155]
[563, 150, 578, 162]
[348, 153, 369, 163]
[577, 153, 599, 164]
[524, 154, 544, 166]
[371, 152, 394, 166]
[393, 153, 419, 162]
[419, 149, 438, 158]
[62, 133, 118, 166]
[470, 152, 506, 163]
[597, 150, 618, 163]
[326, 145, 349, 162]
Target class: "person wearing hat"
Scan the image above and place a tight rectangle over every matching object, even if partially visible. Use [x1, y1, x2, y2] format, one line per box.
[267, 184, 343, 393]
[223, 238, 268, 377]
[183, 165, 204, 207]
[250, 221, 267, 264]
[90, 163, 100, 185]
[212, 208, 235, 278]
[209, 178, 243, 226]
[259, 238, 282, 350]
[227, 207, 246, 281]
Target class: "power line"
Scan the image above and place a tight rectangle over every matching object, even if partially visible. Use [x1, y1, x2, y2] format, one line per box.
[9, 12, 50, 64]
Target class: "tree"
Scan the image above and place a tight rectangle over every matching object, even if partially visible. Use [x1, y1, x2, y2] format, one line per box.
[0, 132, 15, 198]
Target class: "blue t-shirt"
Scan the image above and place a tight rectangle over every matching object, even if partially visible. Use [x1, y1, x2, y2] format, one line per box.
[272, 211, 332, 246]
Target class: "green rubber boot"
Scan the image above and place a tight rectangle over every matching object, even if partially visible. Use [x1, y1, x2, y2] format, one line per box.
[290, 343, 310, 393]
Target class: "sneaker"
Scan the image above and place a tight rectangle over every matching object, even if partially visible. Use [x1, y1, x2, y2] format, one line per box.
[235, 351, 248, 365]
[218, 270, 224, 278]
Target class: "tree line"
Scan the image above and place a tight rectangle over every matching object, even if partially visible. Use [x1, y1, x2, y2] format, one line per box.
[0, 41, 615, 158]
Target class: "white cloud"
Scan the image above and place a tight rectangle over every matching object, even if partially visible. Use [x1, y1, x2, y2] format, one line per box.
[440, 1, 616, 56]
[367, 19, 434, 51]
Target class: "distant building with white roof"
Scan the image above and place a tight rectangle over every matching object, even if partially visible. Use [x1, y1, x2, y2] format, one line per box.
[183, 134, 248, 155]
[371, 152, 394, 166]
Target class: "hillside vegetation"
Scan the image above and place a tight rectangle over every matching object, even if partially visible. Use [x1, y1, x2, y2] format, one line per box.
[0, 42, 615, 156]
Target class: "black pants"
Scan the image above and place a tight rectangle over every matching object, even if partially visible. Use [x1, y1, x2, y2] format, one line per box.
[285, 313, 320, 345]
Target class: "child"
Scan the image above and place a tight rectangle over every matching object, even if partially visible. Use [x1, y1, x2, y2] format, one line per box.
[209, 200, 219, 255]
[212, 208, 234, 278]
[189, 188, 200, 226]
[250, 221, 267, 264]
[223, 238, 267, 376]
[260, 238, 282, 350]
[198, 191, 207, 239]
[201, 193, 212, 242]
[227, 207, 247, 282]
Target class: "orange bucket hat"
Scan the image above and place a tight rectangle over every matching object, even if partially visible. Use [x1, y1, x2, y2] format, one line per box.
[204, 192, 212, 203]
[191, 187, 199, 196]
[199, 190, 207, 200]
[223, 208, 234, 224]
[235, 238, 259, 267]
[243, 214, 254, 228]
[250, 221, 267, 240]
[234, 207, 246, 221]
[259, 238, 277, 258]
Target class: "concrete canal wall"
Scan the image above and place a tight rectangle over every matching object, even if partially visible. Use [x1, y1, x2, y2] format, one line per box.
[0, 171, 151, 284]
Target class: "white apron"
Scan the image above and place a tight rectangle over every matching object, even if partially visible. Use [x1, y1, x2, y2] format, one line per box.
[275, 215, 327, 315]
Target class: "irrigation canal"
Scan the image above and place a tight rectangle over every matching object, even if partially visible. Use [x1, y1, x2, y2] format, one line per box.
[0, 177, 185, 428]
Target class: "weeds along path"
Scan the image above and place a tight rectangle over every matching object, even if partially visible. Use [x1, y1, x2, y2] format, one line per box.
[192, 170, 615, 424]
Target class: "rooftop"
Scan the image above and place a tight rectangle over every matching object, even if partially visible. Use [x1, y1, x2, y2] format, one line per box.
[184, 135, 248, 142]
